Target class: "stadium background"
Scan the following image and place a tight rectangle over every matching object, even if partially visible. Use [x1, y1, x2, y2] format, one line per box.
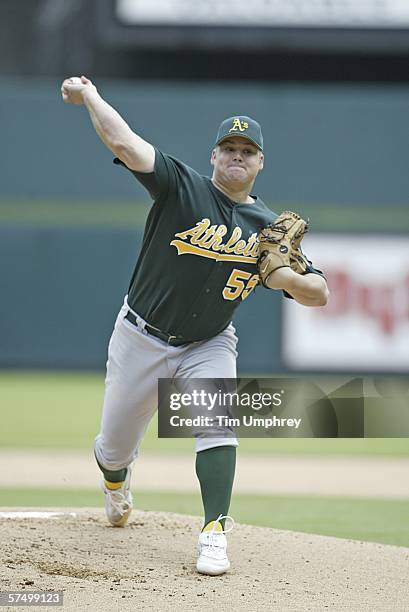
[0, 0, 408, 548]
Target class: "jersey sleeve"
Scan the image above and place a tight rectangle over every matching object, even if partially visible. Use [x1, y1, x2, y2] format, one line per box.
[113, 148, 181, 201]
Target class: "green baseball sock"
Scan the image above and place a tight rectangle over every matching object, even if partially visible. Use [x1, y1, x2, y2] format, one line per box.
[95, 455, 127, 483]
[195, 445, 236, 530]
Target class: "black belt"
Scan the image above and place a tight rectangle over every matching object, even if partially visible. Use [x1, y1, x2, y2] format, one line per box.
[125, 311, 190, 347]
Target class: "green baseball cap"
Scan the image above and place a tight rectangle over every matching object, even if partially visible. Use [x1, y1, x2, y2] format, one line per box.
[215, 116, 263, 151]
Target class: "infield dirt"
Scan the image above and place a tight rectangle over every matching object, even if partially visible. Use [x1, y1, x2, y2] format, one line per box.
[1, 509, 408, 611]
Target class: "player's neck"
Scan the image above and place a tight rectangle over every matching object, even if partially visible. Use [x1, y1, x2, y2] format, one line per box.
[211, 177, 255, 204]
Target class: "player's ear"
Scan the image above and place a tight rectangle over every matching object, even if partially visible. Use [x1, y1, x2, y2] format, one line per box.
[259, 152, 264, 171]
[210, 148, 217, 166]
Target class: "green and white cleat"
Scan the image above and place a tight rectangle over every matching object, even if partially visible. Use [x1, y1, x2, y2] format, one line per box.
[102, 466, 133, 527]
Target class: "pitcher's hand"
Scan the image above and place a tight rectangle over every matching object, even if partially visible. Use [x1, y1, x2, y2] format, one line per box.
[61, 75, 97, 105]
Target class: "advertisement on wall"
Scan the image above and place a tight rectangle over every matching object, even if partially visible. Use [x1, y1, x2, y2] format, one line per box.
[283, 234, 409, 372]
[116, 0, 409, 27]
[101, 0, 409, 50]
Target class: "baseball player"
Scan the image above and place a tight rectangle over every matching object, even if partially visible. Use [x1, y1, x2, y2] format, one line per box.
[61, 76, 328, 576]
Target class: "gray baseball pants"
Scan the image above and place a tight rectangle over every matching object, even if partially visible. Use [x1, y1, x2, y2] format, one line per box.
[94, 298, 239, 471]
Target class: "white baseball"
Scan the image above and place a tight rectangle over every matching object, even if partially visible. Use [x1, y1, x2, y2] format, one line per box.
[69, 77, 82, 84]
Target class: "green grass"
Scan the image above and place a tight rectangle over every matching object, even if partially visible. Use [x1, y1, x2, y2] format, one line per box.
[1, 200, 408, 232]
[1, 371, 408, 455]
[1, 488, 408, 548]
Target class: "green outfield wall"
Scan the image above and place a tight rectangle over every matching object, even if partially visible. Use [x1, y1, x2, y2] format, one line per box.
[0, 79, 408, 370]
[1, 78, 408, 205]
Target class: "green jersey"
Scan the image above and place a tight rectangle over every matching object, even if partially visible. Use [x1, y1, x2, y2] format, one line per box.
[115, 149, 316, 343]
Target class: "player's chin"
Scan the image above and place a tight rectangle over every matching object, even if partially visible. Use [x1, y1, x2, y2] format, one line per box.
[226, 167, 248, 182]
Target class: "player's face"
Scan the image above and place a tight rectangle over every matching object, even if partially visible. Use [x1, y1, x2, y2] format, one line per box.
[211, 137, 264, 187]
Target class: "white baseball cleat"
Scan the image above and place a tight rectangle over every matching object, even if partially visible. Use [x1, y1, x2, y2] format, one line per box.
[196, 514, 234, 576]
[102, 466, 133, 527]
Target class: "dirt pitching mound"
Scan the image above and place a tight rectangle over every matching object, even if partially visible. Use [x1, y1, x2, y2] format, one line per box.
[1, 508, 408, 611]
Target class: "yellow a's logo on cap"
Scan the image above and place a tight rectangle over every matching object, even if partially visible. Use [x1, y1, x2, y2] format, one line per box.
[229, 118, 249, 133]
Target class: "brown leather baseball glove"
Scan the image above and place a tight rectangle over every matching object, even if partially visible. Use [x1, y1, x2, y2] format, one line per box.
[257, 211, 309, 287]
